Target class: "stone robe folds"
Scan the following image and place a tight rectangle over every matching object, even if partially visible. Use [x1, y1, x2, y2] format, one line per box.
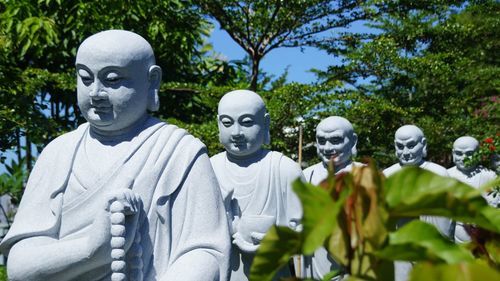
[211, 150, 303, 281]
[0, 117, 230, 281]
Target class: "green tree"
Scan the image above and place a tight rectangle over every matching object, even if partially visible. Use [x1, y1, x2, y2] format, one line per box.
[196, 0, 372, 90]
[0, 0, 211, 163]
[318, 0, 499, 168]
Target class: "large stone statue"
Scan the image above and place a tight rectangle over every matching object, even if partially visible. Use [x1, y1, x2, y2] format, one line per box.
[383, 125, 452, 281]
[210, 89, 303, 281]
[0, 30, 230, 281]
[301, 116, 362, 280]
[448, 136, 498, 243]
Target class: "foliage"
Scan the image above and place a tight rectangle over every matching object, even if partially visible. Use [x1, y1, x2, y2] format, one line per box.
[196, 0, 373, 90]
[317, 0, 499, 168]
[467, 134, 500, 173]
[0, 157, 28, 205]
[0, 0, 212, 154]
[250, 163, 500, 281]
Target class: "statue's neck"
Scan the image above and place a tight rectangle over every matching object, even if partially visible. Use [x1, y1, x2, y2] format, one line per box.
[322, 159, 352, 174]
[89, 115, 149, 144]
[226, 149, 266, 168]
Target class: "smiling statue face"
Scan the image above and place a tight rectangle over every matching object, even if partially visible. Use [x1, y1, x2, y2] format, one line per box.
[217, 90, 269, 159]
[452, 136, 479, 172]
[316, 116, 356, 168]
[76, 30, 158, 133]
[394, 125, 426, 166]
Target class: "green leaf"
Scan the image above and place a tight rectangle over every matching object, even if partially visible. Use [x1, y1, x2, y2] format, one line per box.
[292, 179, 348, 254]
[376, 220, 474, 264]
[384, 166, 500, 232]
[409, 262, 500, 281]
[249, 226, 301, 281]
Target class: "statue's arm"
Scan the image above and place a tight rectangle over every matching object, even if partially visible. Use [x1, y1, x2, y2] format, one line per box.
[7, 235, 104, 281]
[282, 157, 304, 230]
[160, 153, 230, 281]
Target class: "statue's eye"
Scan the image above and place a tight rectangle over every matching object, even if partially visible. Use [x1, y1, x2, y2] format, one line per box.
[240, 117, 254, 126]
[455, 151, 463, 156]
[220, 117, 233, 127]
[396, 143, 404, 150]
[330, 137, 343, 144]
[78, 69, 93, 84]
[317, 137, 326, 145]
[104, 72, 122, 84]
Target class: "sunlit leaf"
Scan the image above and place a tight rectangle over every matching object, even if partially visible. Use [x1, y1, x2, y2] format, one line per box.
[249, 226, 301, 281]
[376, 220, 474, 264]
[384, 166, 500, 232]
[409, 261, 500, 281]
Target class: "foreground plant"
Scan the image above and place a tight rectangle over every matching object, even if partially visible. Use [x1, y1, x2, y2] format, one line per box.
[250, 162, 500, 281]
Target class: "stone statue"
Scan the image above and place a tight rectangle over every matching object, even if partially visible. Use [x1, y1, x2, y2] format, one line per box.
[301, 116, 362, 280]
[210, 89, 303, 281]
[383, 125, 452, 281]
[0, 30, 230, 281]
[303, 116, 363, 184]
[448, 136, 498, 243]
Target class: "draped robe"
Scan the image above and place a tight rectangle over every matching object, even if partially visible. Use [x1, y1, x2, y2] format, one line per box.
[211, 150, 303, 281]
[0, 117, 230, 281]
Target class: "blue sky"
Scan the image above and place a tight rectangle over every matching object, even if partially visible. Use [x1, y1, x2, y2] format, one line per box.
[207, 21, 338, 84]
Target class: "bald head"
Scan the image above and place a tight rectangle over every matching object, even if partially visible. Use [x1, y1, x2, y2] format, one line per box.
[217, 90, 270, 159]
[317, 116, 355, 139]
[315, 116, 357, 168]
[218, 90, 267, 116]
[394, 125, 427, 166]
[395, 125, 425, 142]
[453, 136, 479, 171]
[77, 30, 156, 69]
[453, 136, 479, 150]
[75, 30, 162, 134]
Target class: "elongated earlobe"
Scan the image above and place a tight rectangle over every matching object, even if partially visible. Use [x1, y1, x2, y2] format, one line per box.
[147, 65, 162, 112]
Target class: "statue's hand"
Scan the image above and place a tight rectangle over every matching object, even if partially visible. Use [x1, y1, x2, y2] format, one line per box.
[232, 231, 264, 253]
[90, 189, 142, 261]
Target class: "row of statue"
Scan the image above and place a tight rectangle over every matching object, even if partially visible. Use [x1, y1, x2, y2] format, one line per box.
[0, 30, 497, 281]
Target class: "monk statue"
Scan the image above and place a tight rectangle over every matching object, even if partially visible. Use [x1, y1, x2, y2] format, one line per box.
[301, 116, 362, 280]
[383, 125, 452, 281]
[210, 89, 303, 281]
[303, 116, 363, 184]
[0, 30, 230, 281]
[448, 136, 498, 243]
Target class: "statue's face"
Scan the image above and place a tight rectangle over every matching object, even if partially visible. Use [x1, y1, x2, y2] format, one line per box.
[218, 100, 268, 159]
[316, 128, 352, 167]
[395, 135, 425, 166]
[76, 49, 150, 132]
[453, 145, 477, 171]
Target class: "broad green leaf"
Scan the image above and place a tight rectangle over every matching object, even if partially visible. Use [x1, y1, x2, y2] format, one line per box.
[409, 261, 500, 281]
[384, 167, 500, 232]
[292, 179, 349, 254]
[249, 226, 301, 281]
[376, 220, 474, 264]
[485, 238, 500, 265]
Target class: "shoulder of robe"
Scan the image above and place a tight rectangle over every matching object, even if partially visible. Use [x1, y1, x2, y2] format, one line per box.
[269, 151, 304, 181]
[425, 162, 449, 177]
[303, 162, 321, 176]
[383, 163, 400, 177]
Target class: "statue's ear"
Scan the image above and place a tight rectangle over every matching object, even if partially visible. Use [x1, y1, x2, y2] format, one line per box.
[422, 137, 427, 158]
[264, 112, 271, 145]
[147, 65, 162, 112]
[351, 133, 358, 156]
